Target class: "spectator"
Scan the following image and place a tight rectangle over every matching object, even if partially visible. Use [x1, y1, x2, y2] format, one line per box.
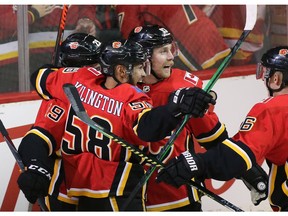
[116, 5, 230, 71]
[200, 5, 267, 65]
[0, 5, 97, 93]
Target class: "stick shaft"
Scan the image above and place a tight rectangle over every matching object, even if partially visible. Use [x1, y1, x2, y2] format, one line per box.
[52, 5, 68, 66]
[0, 119, 49, 211]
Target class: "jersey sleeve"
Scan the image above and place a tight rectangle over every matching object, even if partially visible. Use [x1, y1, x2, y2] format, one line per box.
[32, 99, 68, 154]
[232, 102, 274, 164]
[31, 66, 97, 101]
[199, 102, 273, 180]
[187, 109, 228, 149]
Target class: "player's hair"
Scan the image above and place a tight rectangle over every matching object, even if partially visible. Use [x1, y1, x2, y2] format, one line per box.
[59, 33, 102, 67]
[128, 25, 173, 56]
[99, 39, 148, 76]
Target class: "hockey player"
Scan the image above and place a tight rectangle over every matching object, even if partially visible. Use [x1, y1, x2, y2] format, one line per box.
[157, 46, 288, 211]
[128, 24, 268, 211]
[17, 33, 103, 210]
[128, 24, 227, 211]
[28, 39, 215, 211]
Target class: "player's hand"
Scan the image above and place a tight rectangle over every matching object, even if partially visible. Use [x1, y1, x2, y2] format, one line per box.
[17, 161, 52, 204]
[241, 164, 268, 205]
[168, 87, 216, 118]
[74, 18, 96, 37]
[156, 151, 204, 188]
[30, 5, 56, 18]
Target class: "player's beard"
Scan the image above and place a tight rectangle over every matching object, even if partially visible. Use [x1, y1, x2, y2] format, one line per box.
[128, 74, 136, 86]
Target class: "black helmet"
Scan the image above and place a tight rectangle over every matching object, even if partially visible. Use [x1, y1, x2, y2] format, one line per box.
[100, 40, 148, 76]
[257, 46, 288, 95]
[261, 46, 288, 71]
[59, 33, 102, 67]
[128, 25, 174, 56]
[257, 46, 288, 79]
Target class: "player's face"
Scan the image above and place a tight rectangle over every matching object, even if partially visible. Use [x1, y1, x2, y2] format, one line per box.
[131, 63, 146, 85]
[151, 44, 174, 79]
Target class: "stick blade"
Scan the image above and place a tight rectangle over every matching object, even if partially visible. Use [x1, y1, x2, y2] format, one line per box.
[0, 119, 8, 137]
[244, 5, 257, 30]
[62, 83, 85, 113]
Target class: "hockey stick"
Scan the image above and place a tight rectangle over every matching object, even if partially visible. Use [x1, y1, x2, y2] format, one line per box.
[121, 5, 257, 211]
[62, 84, 243, 211]
[0, 119, 49, 211]
[62, 83, 163, 167]
[52, 5, 68, 66]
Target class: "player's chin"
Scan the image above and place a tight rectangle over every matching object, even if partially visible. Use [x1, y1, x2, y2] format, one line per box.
[162, 67, 172, 78]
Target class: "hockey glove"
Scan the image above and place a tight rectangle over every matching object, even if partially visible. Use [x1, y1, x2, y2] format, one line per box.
[168, 87, 216, 118]
[17, 160, 52, 204]
[156, 151, 205, 188]
[241, 164, 268, 206]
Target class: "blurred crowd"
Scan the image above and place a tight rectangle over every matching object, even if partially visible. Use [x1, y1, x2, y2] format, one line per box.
[0, 5, 286, 93]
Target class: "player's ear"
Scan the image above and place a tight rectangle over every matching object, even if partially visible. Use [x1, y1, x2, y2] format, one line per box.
[273, 72, 282, 86]
[117, 65, 127, 78]
[114, 65, 127, 82]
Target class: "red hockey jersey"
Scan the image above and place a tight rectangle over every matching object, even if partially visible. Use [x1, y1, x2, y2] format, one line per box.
[203, 95, 288, 211]
[137, 68, 227, 211]
[33, 66, 153, 199]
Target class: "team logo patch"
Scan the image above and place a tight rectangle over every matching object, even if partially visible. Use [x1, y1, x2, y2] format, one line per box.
[112, 41, 122, 48]
[134, 26, 143, 33]
[184, 72, 199, 85]
[69, 42, 79, 49]
[142, 85, 150, 93]
[279, 49, 288, 56]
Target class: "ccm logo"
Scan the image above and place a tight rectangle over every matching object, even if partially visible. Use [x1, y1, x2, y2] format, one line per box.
[28, 164, 52, 180]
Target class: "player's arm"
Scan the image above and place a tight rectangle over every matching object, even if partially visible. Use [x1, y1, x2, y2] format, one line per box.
[135, 87, 215, 142]
[17, 100, 67, 204]
[157, 138, 268, 205]
[17, 126, 57, 204]
[30, 64, 61, 100]
[157, 138, 256, 186]
[185, 88, 228, 149]
[190, 116, 228, 150]
[30, 64, 83, 102]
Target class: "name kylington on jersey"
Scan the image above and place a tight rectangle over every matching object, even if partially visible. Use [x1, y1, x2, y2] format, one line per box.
[75, 81, 124, 116]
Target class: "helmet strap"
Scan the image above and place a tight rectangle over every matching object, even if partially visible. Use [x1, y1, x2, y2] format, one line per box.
[150, 68, 163, 81]
[111, 65, 122, 85]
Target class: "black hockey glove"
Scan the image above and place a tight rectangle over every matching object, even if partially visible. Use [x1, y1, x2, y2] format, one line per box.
[168, 87, 216, 118]
[240, 164, 268, 206]
[17, 160, 52, 204]
[156, 151, 205, 188]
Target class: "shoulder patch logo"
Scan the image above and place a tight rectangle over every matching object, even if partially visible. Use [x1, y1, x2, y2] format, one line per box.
[142, 85, 150, 93]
